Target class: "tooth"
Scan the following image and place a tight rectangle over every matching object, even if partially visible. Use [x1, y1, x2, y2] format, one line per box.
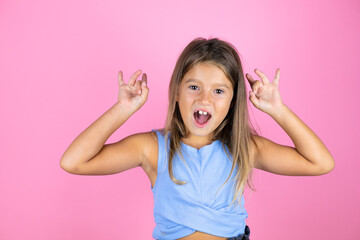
[203, 112, 208, 115]
[199, 110, 203, 115]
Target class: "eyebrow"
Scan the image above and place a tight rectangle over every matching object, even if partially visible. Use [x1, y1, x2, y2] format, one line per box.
[184, 78, 231, 89]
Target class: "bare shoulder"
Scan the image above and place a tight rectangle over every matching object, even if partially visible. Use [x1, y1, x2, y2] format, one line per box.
[248, 134, 263, 168]
[129, 131, 159, 176]
[249, 134, 326, 176]
[250, 134, 267, 151]
[120, 131, 158, 169]
[64, 131, 159, 176]
[134, 131, 158, 165]
[249, 134, 289, 168]
[131, 131, 159, 187]
[249, 134, 284, 169]
[126, 130, 158, 149]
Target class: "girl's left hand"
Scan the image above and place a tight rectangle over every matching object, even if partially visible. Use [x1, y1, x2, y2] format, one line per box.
[246, 68, 285, 116]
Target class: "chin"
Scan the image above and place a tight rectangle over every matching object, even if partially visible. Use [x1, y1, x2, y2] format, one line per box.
[188, 125, 216, 138]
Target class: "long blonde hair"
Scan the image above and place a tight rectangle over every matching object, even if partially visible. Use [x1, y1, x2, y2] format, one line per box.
[165, 38, 258, 206]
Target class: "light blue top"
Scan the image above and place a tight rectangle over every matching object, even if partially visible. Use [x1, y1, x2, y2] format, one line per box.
[151, 130, 248, 240]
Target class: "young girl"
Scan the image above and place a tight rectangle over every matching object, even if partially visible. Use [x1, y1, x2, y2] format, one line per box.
[60, 38, 335, 240]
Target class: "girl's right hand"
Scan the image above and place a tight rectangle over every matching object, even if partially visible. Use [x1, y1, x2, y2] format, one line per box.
[117, 70, 149, 112]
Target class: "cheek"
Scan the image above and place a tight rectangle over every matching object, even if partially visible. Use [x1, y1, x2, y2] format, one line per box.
[216, 98, 232, 117]
[178, 98, 191, 119]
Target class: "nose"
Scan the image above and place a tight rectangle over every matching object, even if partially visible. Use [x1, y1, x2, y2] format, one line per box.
[197, 90, 212, 105]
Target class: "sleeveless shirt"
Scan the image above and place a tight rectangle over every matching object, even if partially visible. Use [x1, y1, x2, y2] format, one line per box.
[151, 130, 248, 239]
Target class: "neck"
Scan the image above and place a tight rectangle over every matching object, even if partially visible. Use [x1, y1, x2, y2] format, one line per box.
[181, 134, 214, 150]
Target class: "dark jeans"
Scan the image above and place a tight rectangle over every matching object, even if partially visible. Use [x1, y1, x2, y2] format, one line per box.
[227, 225, 250, 240]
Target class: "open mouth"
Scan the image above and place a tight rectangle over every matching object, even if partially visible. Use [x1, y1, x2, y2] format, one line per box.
[193, 110, 212, 127]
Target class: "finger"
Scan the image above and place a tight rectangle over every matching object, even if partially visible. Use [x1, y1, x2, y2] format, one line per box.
[273, 68, 280, 85]
[118, 71, 124, 86]
[129, 70, 142, 86]
[140, 77, 149, 101]
[135, 80, 142, 95]
[254, 69, 270, 84]
[249, 91, 260, 108]
[141, 73, 147, 87]
[252, 80, 263, 95]
[245, 73, 256, 86]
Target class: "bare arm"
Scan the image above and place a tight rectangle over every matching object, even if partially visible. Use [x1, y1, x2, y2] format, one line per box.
[60, 70, 151, 175]
[247, 69, 335, 176]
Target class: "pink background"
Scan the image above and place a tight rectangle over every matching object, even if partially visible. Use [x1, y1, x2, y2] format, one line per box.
[1, 0, 359, 239]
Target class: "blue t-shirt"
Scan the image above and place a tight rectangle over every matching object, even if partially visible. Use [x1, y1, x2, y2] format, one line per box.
[151, 130, 248, 239]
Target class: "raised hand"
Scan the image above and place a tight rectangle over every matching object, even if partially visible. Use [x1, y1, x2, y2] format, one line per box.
[117, 70, 149, 112]
[246, 68, 284, 116]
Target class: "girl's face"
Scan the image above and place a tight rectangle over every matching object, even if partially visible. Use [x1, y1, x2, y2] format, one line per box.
[177, 61, 234, 146]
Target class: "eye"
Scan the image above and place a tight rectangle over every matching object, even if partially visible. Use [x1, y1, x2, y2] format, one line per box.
[215, 89, 224, 94]
[189, 85, 199, 90]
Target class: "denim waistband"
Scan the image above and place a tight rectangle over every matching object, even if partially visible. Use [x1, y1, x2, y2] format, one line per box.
[227, 225, 250, 240]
